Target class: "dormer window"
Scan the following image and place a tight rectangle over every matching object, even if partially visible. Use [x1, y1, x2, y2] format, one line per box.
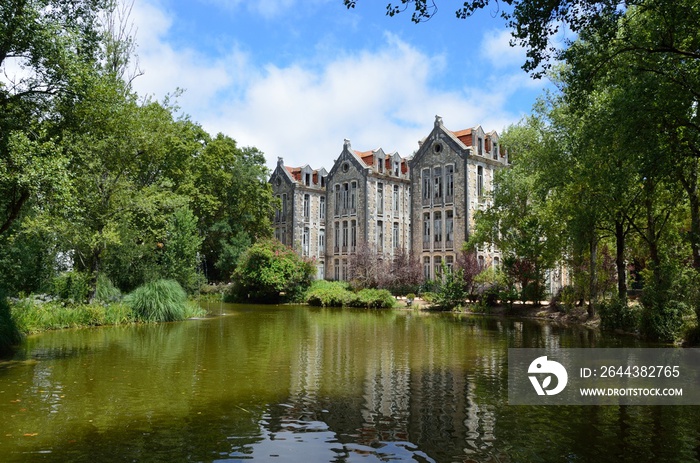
[377, 157, 384, 173]
[304, 172, 311, 186]
[493, 143, 499, 160]
[394, 160, 400, 176]
[478, 138, 483, 156]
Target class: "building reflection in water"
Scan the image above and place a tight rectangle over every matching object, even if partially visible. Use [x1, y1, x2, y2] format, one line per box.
[264, 311, 513, 462]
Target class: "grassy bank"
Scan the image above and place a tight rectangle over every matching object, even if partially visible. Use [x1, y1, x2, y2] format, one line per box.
[2, 279, 207, 342]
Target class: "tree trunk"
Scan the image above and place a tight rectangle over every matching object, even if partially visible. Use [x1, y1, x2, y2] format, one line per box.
[615, 219, 627, 301]
[588, 237, 597, 318]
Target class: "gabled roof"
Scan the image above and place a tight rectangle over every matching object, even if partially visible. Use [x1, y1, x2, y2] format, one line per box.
[271, 157, 327, 188]
[410, 116, 502, 167]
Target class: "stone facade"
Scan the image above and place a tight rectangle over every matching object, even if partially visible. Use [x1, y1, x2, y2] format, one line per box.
[269, 158, 328, 279]
[325, 140, 411, 281]
[409, 116, 508, 281]
[269, 116, 506, 282]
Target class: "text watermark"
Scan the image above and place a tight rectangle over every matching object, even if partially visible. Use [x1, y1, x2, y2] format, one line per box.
[508, 348, 700, 405]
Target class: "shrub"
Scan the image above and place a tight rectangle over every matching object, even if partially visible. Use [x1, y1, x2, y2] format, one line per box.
[0, 292, 22, 355]
[125, 279, 189, 322]
[350, 289, 396, 309]
[430, 268, 467, 311]
[94, 273, 122, 303]
[640, 299, 688, 343]
[306, 281, 352, 307]
[49, 271, 91, 303]
[639, 263, 694, 342]
[305, 281, 395, 308]
[598, 297, 640, 332]
[551, 285, 578, 313]
[230, 240, 315, 304]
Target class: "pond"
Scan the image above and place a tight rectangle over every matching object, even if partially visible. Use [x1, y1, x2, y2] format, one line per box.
[0, 304, 698, 462]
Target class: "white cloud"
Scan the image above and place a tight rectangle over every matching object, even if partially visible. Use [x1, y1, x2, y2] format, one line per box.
[480, 28, 527, 69]
[128, 1, 543, 172]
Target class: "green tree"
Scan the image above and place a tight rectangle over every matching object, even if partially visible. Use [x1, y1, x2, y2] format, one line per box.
[470, 118, 565, 305]
[230, 239, 315, 304]
[161, 206, 204, 293]
[192, 134, 274, 281]
[1, 0, 107, 236]
[343, 0, 629, 76]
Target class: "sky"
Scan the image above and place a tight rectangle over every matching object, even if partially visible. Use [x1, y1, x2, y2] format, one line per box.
[127, 0, 552, 171]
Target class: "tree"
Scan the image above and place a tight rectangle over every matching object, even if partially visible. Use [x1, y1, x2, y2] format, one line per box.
[344, 0, 629, 76]
[1, 0, 107, 236]
[230, 239, 315, 304]
[470, 118, 565, 305]
[191, 134, 274, 282]
[160, 206, 205, 293]
[385, 247, 424, 295]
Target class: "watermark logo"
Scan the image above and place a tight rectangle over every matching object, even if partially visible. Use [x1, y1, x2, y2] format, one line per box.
[528, 356, 568, 396]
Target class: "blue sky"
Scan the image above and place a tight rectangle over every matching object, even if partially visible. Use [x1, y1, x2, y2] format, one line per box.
[129, 0, 551, 170]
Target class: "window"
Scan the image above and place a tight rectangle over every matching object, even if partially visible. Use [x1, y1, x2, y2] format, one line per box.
[393, 185, 399, 212]
[342, 221, 348, 250]
[274, 195, 281, 222]
[394, 160, 400, 176]
[342, 183, 349, 212]
[319, 229, 325, 255]
[493, 142, 499, 160]
[424, 257, 431, 280]
[334, 222, 340, 253]
[350, 220, 357, 251]
[446, 210, 454, 245]
[433, 166, 442, 200]
[334, 259, 340, 280]
[478, 255, 485, 269]
[423, 213, 430, 247]
[446, 256, 454, 273]
[281, 193, 287, 221]
[478, 137, 483, 156]
[422, 169, 431, 204]
[377, 182, 384, 214]
[434, 256, 443, 278]
[334, 185, 340, 216]
[477, 166, 484, 198]
[393, 222, 399, 249]
[434, 211, 442, 243]
[493, 256, 500, 269]
[377, 156, 384, 173]
[377, 220, 384, 251]
[281, 227, 287, 246]
[445, 165, 454, 201]
[303, 194, 310, 220]
[302, 227, 310, 256]
[275, 228, 280, 242]
[350, 181, 357, 213]
[320, 196, 326, 220]
[342, 259, 348, 281]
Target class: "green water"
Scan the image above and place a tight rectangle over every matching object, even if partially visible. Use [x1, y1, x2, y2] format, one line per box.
[0, 305, 698, 462]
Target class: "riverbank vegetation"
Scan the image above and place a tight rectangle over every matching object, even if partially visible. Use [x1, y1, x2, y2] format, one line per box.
[2, 0, 699, 350]
[305, 281, 396, 309]
[0, 1, 270, 351]
[466, 0, 700, 342]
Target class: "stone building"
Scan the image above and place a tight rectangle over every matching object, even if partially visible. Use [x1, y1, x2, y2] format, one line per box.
[408, 116, 508, 281]
[269, 158, 328, 279]
[325, 139, 411, 281]
[269, 116, 506, 282]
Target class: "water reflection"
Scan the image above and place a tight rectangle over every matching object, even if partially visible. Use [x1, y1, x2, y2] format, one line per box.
[0, 306, 697, 462]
